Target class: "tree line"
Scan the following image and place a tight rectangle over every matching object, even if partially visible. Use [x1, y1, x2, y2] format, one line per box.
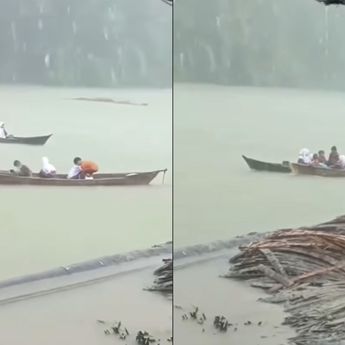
[0, 0, 171, 87]
[175, 0, 345, 90]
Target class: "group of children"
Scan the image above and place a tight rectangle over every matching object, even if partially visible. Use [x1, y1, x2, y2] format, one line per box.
[298, 146, 344, 168]
[11, 157, 99, 179]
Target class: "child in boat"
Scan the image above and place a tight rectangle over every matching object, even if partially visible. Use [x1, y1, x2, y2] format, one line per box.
[67, 158, 98, 179]
[39, 157, 57, 178]
[327, 146, 339, 167]
[317, 150, 328, 168]
[0, 123, 8, 139]
[68, 157, 82, 179]
[311, 153, 320, 167]
[318, 150, 327, 164]
[11, 160, 32, 177]
[332, 155, 345, 169]
[297, 148, 312, 165]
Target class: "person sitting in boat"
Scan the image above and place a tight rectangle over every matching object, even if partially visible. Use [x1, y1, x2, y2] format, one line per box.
[67, 157, 83, 179]
[39, 157, 57, 178]
[311, 153, 320, 167]
[297, 148, 312, 165]
[0, 123, 9, 139]
[318, 150, 327, 165]
[11, 160, 32, 177]
[80, 160, 98, 179]
[67, 158, 98, 179]
[315, 150, 328, 168]
[332, 155, 345, 169]
[327, 146, 339, 167]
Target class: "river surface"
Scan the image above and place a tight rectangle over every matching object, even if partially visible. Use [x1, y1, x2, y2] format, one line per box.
[0, 86, 171, 280]
[175, 83, 345, 247]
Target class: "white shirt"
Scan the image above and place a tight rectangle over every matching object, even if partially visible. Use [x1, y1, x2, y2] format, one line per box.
[42, 157, 56, 174]
[68, 165, 81, 179]
[0, 128, 7, 138]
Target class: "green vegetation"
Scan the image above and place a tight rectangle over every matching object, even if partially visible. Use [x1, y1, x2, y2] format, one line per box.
[0, 0, 171, 87]
[175, 0, 345, 89]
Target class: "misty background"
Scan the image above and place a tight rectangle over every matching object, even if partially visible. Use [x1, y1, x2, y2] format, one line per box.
[175, 0, 345, 90]
[0, 0, 172, 87]
[174, 0, 345, 248]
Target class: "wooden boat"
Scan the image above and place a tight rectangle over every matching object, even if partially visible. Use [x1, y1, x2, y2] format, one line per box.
[242, 155, 291, 173]
[290, 163, 345, 177]
[0, 169, 167, 186]
[0, 134, 52, 146]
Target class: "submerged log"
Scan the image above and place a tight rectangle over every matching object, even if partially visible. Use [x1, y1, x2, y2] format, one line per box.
[257, 264, 292, 287]
[146, 258, 172, 293]
[260, 248, 287, 276]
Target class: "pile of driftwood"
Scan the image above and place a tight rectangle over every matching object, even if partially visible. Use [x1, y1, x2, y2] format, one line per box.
[146, 259, 172, 293]
[226, 216, 345, 345]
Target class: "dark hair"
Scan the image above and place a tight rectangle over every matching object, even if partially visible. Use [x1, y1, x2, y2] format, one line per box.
[331, 146, 337, 151]
[313, 153, 318, 159]
[73, 157, 82, 164]
[318, 150, 325, 155]
[13, 160, 21, 167]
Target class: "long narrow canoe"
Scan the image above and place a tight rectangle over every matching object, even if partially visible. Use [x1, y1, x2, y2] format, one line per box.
[0, 134, 52, 146]
[242, 155, 291, 173]
[0, 169, 167, 186]
[290, 163, 345, 177]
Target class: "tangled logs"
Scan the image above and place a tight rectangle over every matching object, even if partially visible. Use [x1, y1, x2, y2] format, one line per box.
[146, 258, 172, 293]
[226, 216, 345, 344]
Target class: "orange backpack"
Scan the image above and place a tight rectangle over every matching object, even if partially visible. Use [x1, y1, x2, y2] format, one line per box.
[81, 161, 98, 174]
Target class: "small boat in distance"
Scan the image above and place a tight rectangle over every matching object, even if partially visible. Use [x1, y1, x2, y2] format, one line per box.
[242, 155, 291, 173]
[0, 169, 167, 186]
[290, 163, 345, 177]
[0, 134, 52, 146]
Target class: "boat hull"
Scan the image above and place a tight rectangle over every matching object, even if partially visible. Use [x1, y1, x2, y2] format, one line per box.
[0, 134, 52, 146]
[242, 155, 291, 173]
[0, 169, 167, 186]
[290, 163, 345, 177]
